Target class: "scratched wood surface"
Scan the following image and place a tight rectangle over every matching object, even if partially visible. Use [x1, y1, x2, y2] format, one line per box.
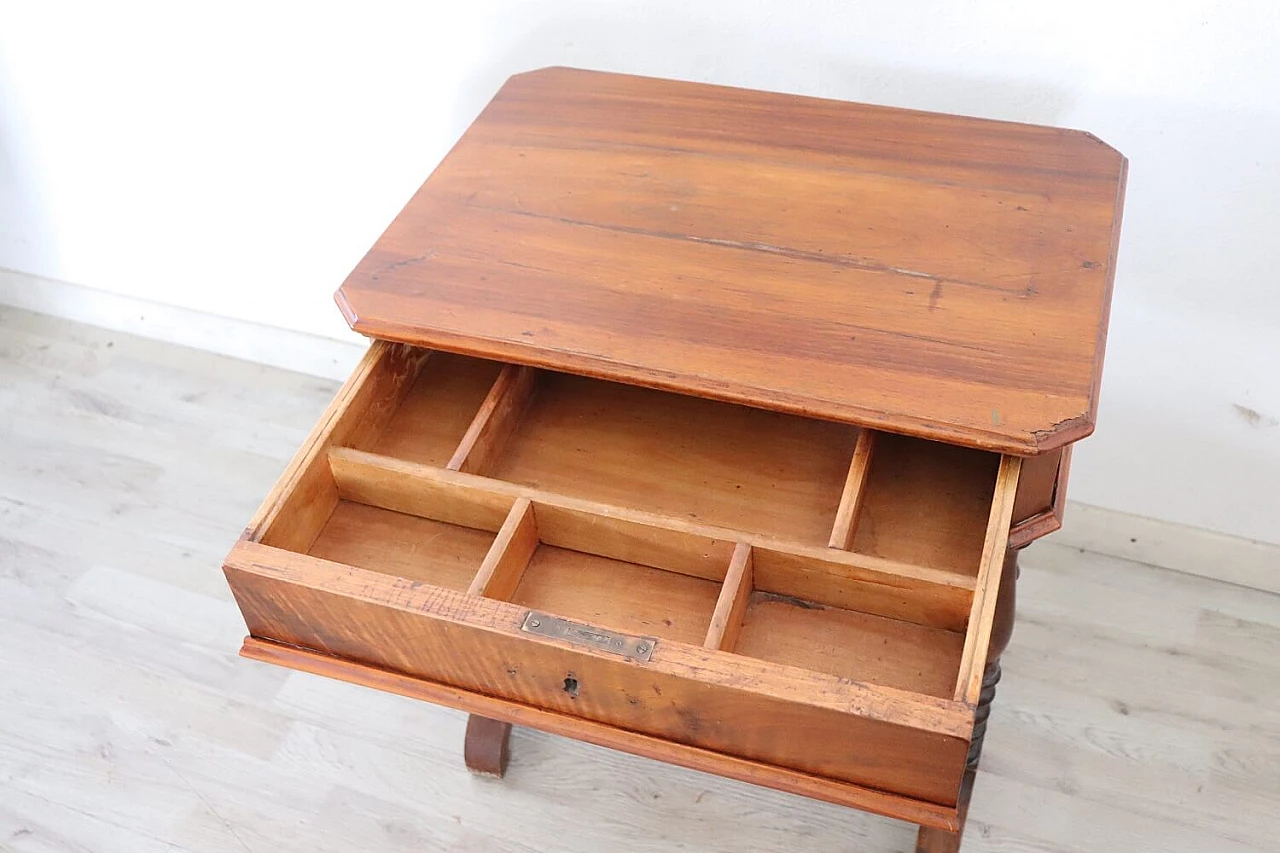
[336, 67, 1128, 455]
[2, 307, 1276, 853]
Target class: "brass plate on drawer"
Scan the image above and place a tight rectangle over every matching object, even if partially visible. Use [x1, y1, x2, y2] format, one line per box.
[520, 611, 657, 662]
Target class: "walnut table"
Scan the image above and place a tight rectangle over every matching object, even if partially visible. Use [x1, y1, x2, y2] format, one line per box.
[223, 68, 1127, 851]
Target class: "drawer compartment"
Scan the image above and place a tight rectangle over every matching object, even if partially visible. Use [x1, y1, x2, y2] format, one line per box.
[850, 433, 997, 575]
[508, 544, 721, 646]
[309, 501, 495, 590]
[226, 341, 1023, 816]
[485, 372, 858, 545]
[733, 589, 964, 699]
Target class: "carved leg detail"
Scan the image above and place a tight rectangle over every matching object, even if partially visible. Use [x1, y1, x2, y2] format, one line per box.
[464, 715, 512, 777]
[966, 660, 1002, 770]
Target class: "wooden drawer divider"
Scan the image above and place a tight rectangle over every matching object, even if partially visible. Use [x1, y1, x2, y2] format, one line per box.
[326, 446, 976, 632]
[468, 497, 539, 600]
[448, 364, 539, 475]
[828, 429, 877, 550]
[704, 542, 753, 651]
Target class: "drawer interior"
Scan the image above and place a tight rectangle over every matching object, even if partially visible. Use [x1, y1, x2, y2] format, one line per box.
[485, 372, 858, 545]
[309, 501, 495, 591]
[733, 591, 963, 698]
[851, 433, 998, 575]
[509, 544, 721, 647]
[371, 352, 503, 466]
[247, 341, 1022, 707]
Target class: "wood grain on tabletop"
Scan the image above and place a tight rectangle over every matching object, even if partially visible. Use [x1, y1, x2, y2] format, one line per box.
[3, 308, 1278, 852]
[335, 66, 1128, 456]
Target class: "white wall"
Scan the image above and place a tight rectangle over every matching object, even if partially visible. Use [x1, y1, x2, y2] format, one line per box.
[2, 1, 1277, 545]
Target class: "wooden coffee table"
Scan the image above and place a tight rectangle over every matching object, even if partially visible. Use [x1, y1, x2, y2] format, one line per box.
[224, 68, 1126, 851]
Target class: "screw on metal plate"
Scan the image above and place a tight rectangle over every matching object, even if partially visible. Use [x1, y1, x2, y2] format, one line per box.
[520, 611, 657, 662]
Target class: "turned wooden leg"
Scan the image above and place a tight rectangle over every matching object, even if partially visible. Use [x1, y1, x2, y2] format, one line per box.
[915, 547, 1019, 853]
[464, 714, 512, 777]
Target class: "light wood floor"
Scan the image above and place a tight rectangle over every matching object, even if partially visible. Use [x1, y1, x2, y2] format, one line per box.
[1, 305, 1277, 853]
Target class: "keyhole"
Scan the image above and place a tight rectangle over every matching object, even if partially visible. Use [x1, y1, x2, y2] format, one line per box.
[562, 675, 579, 698]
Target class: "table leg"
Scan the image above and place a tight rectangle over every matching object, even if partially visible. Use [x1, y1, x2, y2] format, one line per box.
[916, 769, 976, 853]
[465, 714, 512, 777]
[915, 547, 1019, 853]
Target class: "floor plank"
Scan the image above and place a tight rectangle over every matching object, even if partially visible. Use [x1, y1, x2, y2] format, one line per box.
[0, 305, 1276, 852]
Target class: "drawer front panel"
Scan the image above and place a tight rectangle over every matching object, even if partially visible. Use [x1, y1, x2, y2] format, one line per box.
[239, 637, 963, 831]
[225, 540, 972, 805]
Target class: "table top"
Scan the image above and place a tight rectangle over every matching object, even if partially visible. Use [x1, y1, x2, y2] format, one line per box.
[336, 67, 1127, 455]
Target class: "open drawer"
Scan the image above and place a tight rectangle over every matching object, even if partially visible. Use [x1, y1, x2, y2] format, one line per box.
[224, 341, 1024, 828]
